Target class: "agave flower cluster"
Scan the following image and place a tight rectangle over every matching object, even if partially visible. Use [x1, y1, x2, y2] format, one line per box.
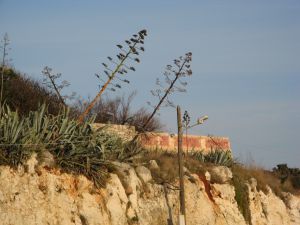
[182, 110, 191, 128]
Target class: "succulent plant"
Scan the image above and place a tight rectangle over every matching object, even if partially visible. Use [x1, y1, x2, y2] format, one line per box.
[0, 103, 125, 187]
[189, 149, 234, 167]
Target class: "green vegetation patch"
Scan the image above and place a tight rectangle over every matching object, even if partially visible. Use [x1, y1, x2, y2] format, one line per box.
[188, 149, 234, 167]
[232, 172, 252, 224]
[0, 104, 126, 187]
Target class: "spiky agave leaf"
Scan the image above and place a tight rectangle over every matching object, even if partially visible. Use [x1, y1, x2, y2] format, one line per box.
[189, 149, 234, 167]
[0, 103, 126, 187]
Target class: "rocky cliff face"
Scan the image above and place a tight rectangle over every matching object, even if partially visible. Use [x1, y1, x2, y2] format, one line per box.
[0, 156, 299, 225]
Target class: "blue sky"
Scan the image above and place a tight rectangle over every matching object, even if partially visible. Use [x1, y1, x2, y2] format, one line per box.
[1, 0, 299, 168]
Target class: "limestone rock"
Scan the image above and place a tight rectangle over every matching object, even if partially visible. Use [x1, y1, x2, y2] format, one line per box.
[111, 162, 141, 213]
[135, 166, 152, 183]
[112, 161, 132, 171]
[25, 153, 38, 174]
[149, 160, 159, 170]
[205, 171, 211, 181]
[248, 184, 291, 225]
[183, 166, 189, 174]
[79, 192, 110, 225]
[249, 177, 258, 191]
[282, 192, 300, 224]
[209, 166, 233, 184]
[212, 183, 247, 225]
[38, 150, 55, 168]
[0, 158, 299, 225]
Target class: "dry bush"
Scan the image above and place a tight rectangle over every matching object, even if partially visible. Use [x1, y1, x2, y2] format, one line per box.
[184, 155, 211, 175]
[73, 93, 163, 132]
[139, 150, 179, 183]
[139, 150, 214, 184]
[93, 93, 134, 125]
[2, 67, 62, 115]
[272, 164, 300, 191]
[129, 107, 162, 132]
[231, 164, 298, 197]
[230, 164, 298, 223]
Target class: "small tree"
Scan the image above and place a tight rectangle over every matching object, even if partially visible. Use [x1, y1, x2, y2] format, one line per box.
[78, 29, 147, 122]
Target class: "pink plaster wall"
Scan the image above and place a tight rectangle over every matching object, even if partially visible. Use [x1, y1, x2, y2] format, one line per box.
[140, 132, 231, 153]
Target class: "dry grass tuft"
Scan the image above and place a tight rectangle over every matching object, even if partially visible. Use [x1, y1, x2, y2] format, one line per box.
[231, 163, 300, 223]
[141, 150, 179, 184]
[138, 150, 214, 184]
[231, 164, 298, 197]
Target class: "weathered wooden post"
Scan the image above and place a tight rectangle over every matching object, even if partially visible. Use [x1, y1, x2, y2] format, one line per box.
[177, 105, 186, 225]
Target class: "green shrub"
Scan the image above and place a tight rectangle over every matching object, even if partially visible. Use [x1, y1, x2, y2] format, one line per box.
[0, 104, 125, 187]
[1, 67, 62, 116]
[189, 149, 234, 167]
[273, 164, 300, 190]
[232, 172, 251, 224]
[291, 176, 300, 189]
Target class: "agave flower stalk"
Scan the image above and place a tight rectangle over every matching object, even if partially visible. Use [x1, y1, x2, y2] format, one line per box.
[124, 53, 193, 159]
[183, 110, 191, 153]
[42, 66, 69, 107]
[78, 29, 147, 123]
[142, 52, 192, 132]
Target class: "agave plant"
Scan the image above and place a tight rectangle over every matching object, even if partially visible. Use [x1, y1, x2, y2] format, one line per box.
[0, 105, 27, 165]
[23, 104, 51, 147]
[0, 103, 126, 187]
[0, 106, 25, 144]
[189, 149, 234, 167]
[46, 108, 125, 187]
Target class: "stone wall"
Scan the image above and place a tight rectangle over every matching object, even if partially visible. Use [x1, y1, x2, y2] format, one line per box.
[93, 123, 231, 153]
[140, 133, 231, 153]
[91, 123, 136, 142]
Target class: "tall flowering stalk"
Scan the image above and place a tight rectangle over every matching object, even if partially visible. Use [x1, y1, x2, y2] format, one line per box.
[143, 52, 193, 132]
[78, 29, 147, 123]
